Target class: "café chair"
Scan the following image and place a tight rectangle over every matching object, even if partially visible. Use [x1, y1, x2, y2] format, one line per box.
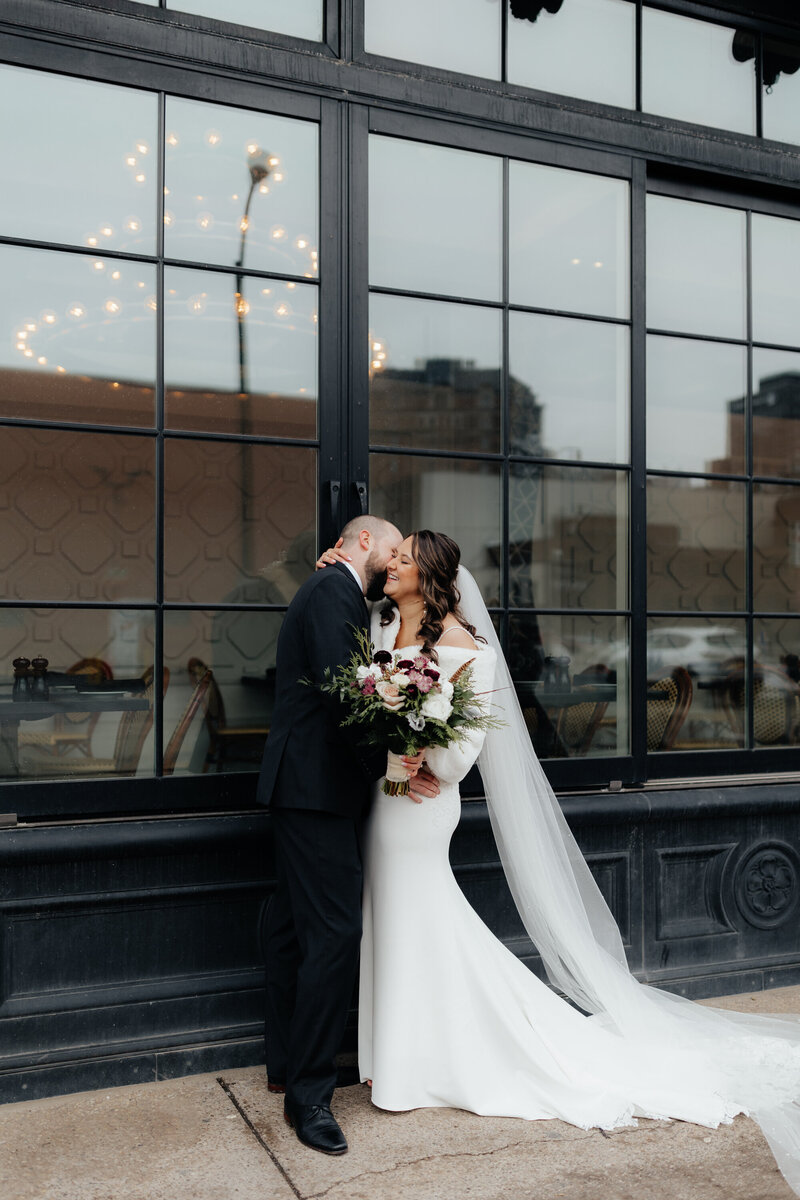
[187, 657, 270, 772]
[722, 664, 800, 747]
[18, 657, 113, 759]
[163, 668, 213, 775]
[646, 666, 693, 751]
[25, 666, 168, 778]
[555, 664, 612, 757]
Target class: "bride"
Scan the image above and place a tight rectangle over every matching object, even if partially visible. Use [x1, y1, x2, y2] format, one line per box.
[323, 528, 800, 1192]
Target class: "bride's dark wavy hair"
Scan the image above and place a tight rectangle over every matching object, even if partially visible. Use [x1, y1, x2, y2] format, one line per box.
[380, 530, 484, 662]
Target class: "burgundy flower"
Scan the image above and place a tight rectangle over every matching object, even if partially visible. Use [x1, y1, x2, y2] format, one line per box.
[373, 650, 392, 665]
[423, 667, 440, 681]
[397, 659, 415, 671]
[361, 677, 376, 694]
[405, 684, 419, 698]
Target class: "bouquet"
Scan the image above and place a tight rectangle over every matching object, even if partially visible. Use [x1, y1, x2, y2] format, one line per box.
[316, 627, 500, 796]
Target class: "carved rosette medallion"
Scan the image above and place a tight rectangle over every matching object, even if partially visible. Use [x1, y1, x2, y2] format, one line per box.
[734, 843, 800, 930]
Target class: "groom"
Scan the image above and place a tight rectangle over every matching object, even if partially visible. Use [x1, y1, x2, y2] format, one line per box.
[257, 515, 438, 1155]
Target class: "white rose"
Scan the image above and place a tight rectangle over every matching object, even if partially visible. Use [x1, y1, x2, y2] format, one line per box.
[420, 691, 453, 721]
[356, 664, 382, 682]
[439, 680, 454, 700]
[390, 671, 410, 688]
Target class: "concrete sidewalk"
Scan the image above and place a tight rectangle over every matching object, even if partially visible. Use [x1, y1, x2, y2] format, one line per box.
[2, 986, 799, 1200]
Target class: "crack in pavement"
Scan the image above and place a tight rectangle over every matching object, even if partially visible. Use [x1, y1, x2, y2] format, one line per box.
[216, 1077, 302, 1200]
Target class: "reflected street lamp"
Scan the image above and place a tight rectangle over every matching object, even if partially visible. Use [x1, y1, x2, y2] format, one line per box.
[235, 146, 272, 397]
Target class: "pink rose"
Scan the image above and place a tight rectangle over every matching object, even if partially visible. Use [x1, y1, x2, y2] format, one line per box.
[375, 681, 404, 711]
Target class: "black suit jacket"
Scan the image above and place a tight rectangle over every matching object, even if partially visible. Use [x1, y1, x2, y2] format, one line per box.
[256, 562, 386, 818]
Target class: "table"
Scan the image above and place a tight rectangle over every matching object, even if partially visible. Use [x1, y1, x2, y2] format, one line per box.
[0, 691, 150, 777]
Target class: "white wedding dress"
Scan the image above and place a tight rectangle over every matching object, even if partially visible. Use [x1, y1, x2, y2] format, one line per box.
[358, 598, 800, 1192]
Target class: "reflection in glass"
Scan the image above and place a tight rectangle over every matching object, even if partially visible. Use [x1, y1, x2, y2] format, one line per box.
[647, 617, 745, 751]
[164, 440, 316, 605]
[752, 214, 800, 348]
[164, 98, 318, 276]
[170, 0, 323, 40]
[509, 312, 628, 463]
[508, 0, 635, 110]
[753, 619, 800, 748]
[0, 427, 155, 603]
[646, 195, 746, 339]
[752, 349, 800, 479]
[369, 294, 501, 452]
[509, 161, 629, 319]
[0, 244, 155, 427]
[370, 453, 501, 605]
[509, 613, 628, 759]
[509, 465, 627, 612]
[647, 476, 746, 612]
[646, 337, 747, 474]
[642, 9, 755, 135]
[762, 37, 800, 146]
[164, 268, 316, 438]
[369, 136, 502, 301]
[753, 483, 800, 614]
[365, 0, 501, 78]
[0, 608, 156, 781]
[163, 609, 285, 774]
[0, 66, 157, 255]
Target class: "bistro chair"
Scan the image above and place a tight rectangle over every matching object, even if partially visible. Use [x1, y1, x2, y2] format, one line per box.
[163, 667, 213, 775]
[722, 665, 800, 747]
[646, 667, 693, 751]
[187, 657, 270, 772]
[554, 664, 613, 757]
[18, 657, 113, 759]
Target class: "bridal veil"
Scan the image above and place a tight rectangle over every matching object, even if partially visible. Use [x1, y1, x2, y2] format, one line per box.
[456, 565, 800, 1193]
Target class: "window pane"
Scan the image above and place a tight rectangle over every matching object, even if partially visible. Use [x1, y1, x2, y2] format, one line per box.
[369, 137, 502, 301]
[509, 161, 629, 319]
[646, 337, 747, 474]
[752, 214, 800, 348]
[365, 0, 501, 78]
[164, 98, 319, 276]
[752, 348, 800, 479]
[164, 440, 316, 605]
[646, 195, 746, 339]
[646, 617, 745, 751]
[762, 37, 800, 147]
[647, 477, 746, 612]
[0, 608, 156, 781]
[753, 483, 800, 614]
[164, 268, 317, 438]
[369, 294, 501, 452]
[0, 428, 155, 603]
[170, 0, 323, 39]
[0, 244, 155, 427]
[509, 312, 628, 462]
[509, 465, 628, 611]
[642, 9, 755, 135]
[754, 619, 800, 748]
[508, 0, 635, 110]
[163, 609, 286, 775]
[370, 453, 502, 606]
[0, 66, 157, 255]
[509, 613, 628, 759]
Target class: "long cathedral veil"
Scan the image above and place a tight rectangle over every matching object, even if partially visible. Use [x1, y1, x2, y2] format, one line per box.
[456, 565, 800, 1193]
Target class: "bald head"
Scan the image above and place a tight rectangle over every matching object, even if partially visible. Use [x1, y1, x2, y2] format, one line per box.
[338, 515, 402, 601]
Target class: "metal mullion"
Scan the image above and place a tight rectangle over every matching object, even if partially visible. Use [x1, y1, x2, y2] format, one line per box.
[501, 0, 508, 85]
[155, 88, 166, 779]
[753, 339, 800, 354]
[509, 304, 631, 328]
[368, 283, 504, 310]
[318, 95, 346, 548]
[164, 429, 319, 449]
[745, 207, 755, 752]
[163, 602, 290, 613]
[508, 607, 631, 618]
[369, 445, 504, 463]
[0, 418, 156, 437]
[646, 467, 748, 484]
[755, 31, 764, 140]
[502, 154, 510, 616]
[635, 0, 643, 113]
[647, 609, 748, 620]
[0, 600, 159, 610]
[508, 454, 632, 472]
[630, 157, 647, 784]
[0, 233, 158, 264]
[646, 326, 747, 348]
[163, 257, 320, 287]
[348, 104, 371, 522]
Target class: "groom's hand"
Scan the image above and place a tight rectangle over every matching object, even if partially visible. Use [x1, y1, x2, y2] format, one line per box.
[407, 766, 439, 806]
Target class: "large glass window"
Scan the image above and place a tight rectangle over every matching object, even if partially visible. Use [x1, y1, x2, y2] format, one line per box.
[0, 67, 320, 792]
[369, 132, 631, 763]
[168, 1, 323, 40]
[364, 0, 502, 78]
[646, 190, 800, 756]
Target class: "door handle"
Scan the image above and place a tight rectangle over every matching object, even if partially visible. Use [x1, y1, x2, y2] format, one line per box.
[324, 479, 341, 531]
[353, 480, 368, 515]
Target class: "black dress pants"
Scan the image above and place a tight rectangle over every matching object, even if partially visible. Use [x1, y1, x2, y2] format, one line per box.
[263, 807, 363, 1108]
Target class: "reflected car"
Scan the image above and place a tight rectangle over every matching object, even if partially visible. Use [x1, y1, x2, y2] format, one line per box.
[646, 626, 746, 682]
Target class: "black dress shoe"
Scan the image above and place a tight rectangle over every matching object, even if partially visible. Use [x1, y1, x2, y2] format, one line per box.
[283, 1101, 348, 1155]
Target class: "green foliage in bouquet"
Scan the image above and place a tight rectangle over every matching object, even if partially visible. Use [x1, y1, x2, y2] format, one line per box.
[315, 626, 501, 758]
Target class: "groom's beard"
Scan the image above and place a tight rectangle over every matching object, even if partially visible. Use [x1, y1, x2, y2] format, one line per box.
[364, 556, 388, 602]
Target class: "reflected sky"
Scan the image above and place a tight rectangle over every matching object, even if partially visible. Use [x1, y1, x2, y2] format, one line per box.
[170, 0, 323, 39]
[0, 65, 158, 255]
[366, 0, 501, 77]
[752, 213, 800, 349]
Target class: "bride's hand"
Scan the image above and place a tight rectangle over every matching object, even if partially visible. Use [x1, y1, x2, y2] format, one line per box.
[401, 750, 426, 778]
[315, 538, 351, 570]
[408, 765, 439, 805]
